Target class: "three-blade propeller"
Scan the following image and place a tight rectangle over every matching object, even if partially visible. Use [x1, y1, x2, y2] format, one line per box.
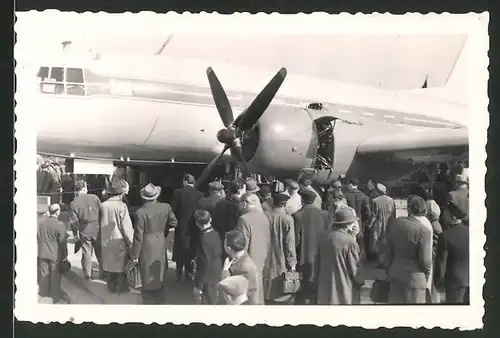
[195, 67, 287, 189]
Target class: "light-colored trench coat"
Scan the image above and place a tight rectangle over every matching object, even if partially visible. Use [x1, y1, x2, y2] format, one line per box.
[100, 196, 134, 273]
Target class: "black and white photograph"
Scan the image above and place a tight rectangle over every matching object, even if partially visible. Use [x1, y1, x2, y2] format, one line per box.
[14, 12, 488, 328]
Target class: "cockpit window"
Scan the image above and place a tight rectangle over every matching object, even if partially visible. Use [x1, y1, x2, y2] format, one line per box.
[38, 67, 86, 96]
[66, 68, 84, 83]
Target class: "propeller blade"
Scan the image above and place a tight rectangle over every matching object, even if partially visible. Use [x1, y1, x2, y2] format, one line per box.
[230, 144, 250, 178]
[236, 68, 287, 132]
[206, 67, 234, 128]
[196, 144, 230, 189]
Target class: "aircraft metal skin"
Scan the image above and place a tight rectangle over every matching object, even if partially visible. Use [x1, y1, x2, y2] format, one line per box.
[33, 59, 469, 184]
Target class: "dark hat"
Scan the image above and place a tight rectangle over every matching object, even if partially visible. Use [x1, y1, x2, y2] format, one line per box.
[245, 179, 260, 193]
[348, 178, 359, 186]
[273, 192, 290, 205]
[106, 184, 125, 196]
[333, 207, 357, 225]
[446, 200, 467, 220]
[140, 183, 161, 201]
[298, 188, 316, 204]
[208, 181, 224, 191]
[260, 185, 272, 196]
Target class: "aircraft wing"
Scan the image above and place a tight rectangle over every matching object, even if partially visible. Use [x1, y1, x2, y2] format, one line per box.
[356, 128, 468, 163]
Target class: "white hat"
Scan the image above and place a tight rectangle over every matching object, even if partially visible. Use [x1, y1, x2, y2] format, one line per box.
[376, 183, 387, 194]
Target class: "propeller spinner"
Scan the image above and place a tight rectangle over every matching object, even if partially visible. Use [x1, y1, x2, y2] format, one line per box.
[195, 67, 288, 189]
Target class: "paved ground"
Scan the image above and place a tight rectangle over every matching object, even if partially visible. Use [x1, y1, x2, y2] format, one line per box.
[49, 199, 413, 305]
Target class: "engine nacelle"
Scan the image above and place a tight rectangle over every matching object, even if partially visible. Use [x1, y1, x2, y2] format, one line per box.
[244, 105, 318, 177]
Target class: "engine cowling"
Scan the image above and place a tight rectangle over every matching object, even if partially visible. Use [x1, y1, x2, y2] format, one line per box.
[243, 105, 318, 177]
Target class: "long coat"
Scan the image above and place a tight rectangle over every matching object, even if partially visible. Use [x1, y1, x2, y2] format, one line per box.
[130, 201, 177, 291]
[100, 196, 134, 273]
[196, 194, 224, 216]
[317, 229, 361, 305]
[369, 194, 396, 256]
[292, 204, 330, 283]
[172, 186, 203, 262]
[262, 209, 297, 302]
[236, 209, 271, 275]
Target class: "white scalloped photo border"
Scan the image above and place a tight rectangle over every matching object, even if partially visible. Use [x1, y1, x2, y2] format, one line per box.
[13, 11, 489, 329]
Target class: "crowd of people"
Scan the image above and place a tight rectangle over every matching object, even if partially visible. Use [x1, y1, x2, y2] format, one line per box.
[37, 162, 470, 306]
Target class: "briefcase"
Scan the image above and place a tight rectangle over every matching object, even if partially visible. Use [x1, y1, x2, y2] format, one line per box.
[370, 279, 390, 303]
[282, 270, 301, 294]
[58, 260, 72, 274]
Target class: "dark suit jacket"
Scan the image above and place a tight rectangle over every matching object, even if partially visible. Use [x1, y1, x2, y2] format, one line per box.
[384, 216, 433, 289]
[172, 186, 203, 261]
[131, 201, 178, 290]
[196, 194, 224, 217]
[435, 222, 469, 289]
[69, 193, 101, 238]
[194, 227, 223, 289]
[38, 215, 68, 262]
[212, 195, 241, 236]
[292, 204, 330, 282]
[344, 188, 372, 226]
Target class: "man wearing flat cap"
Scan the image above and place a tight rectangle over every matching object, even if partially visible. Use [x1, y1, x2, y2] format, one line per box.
[196, 181, 225, 217]
[172, 173, 203, 281]
[435, 200, 469, 304]
[100, 183, 134, 293]
[129, 183, 177, 304]
[317, 207, 362, 305]
[293, 189, 330, 304]
[262, 193, 297, 305]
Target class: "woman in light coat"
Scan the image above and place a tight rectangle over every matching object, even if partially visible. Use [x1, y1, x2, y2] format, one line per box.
[100, 184, 134, 293]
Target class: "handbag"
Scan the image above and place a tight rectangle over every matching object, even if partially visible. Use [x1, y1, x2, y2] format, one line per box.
[58, 260, 72, 274]
[282, 270, 301, 294]
[370, 279, 390, 303]
[125, 260, 142, 289]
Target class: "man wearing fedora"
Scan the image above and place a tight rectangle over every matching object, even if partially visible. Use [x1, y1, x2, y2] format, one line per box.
[293, 189, 331, 305]
[100, 183, 134, 293]
[317, 207, 362, 305]
[244, 179, 263, 211]
[262, 193, 297, 305]
[236, 193, 271, 287]
[172, 174, 203, 281]
[129, 183, 177, 304]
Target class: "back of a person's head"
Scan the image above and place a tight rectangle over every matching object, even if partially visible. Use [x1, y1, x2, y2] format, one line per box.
[225, 229, 246, 251]
[349, 178, 359, 186]
[409, 185, 429, 201]
[74, 180, 87, 192]
[228, 181, 242, 195]
[259, 185, 272, 197]
[48, 203, 60, 215]
[194, 209, 211, 225]
[408, 195, 427, 217]
[183, 173, 196, 185]
[241, 193, 260, 206]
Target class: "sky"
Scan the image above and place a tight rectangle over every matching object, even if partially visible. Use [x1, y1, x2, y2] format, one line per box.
[16, 12, 467, 92]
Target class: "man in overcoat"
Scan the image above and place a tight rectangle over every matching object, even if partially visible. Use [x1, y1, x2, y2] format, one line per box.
[212, 181, 242, 242]
[172, 174, 203, 281]
[435, 201, 470, 304]
[130, 183, 178, 304]
[344, 178, 372, 260]
[38, 204, 68, 303]
[383, 196, 433, 304]
[445, 174, 469, 227]
[100, 184, 134, 293]
[317, 207, 362, 305]
[236, 193, 271, 278]
[262, 193, 297, 305]
[292, 189, 330, 304]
